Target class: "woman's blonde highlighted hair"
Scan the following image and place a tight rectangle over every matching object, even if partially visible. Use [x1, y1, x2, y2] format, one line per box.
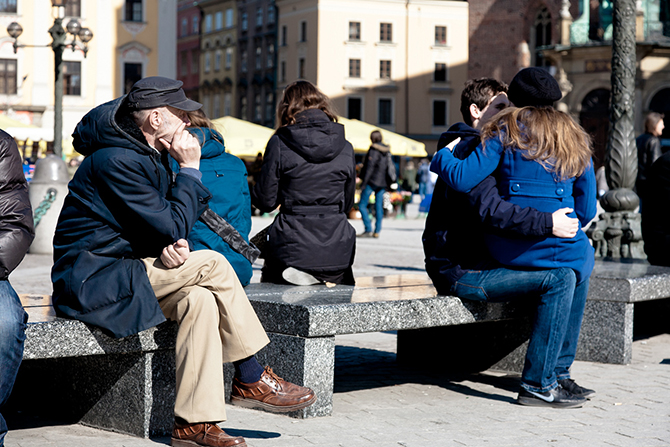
[481, 107, 593, 181]
[276, 80, 338, 128]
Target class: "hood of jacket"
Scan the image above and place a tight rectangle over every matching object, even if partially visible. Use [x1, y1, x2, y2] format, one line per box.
[437, 122, 479, 151]
[72, 97, 155, 157]
[189, 127, 226, 160]
[276, 108, 348, 163]
[370, 142, 390, 153]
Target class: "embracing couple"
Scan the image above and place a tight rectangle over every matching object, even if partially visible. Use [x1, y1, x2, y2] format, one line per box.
[424, 68, 597, 408]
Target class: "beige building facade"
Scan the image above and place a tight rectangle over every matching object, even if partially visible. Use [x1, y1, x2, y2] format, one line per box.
[277, 0, 468, 152]
[198, 0, 238, 119]
[0, 0, 176, 158]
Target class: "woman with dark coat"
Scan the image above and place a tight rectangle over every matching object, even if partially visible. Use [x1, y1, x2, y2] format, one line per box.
[251, 80, 356, 285]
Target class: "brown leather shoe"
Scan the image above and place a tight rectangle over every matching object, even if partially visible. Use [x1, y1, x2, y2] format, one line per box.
[231, 366, 317, 413]
[171, 421, 246, 447]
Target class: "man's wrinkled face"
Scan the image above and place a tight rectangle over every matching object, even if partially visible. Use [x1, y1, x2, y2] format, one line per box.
[478, 92, 510, 127]
[156, 106, 191, 144]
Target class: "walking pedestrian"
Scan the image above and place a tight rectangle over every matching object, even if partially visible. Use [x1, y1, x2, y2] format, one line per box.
[358, 130, 392, 238]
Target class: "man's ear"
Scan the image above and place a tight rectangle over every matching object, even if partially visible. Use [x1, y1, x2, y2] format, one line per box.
[148, 109, 162, 131]
[469, 103, 482, 121]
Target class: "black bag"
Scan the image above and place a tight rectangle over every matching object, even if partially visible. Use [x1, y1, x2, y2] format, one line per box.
[385, 152, 397, 186]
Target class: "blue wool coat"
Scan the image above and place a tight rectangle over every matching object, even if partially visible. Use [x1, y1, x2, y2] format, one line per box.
[51, 98, 211, 338]
[431, 130, 597, 284]
[171, 128, 253, 286]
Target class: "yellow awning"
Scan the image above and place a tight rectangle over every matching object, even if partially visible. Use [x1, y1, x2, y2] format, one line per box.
[337, 117, 427, 157]
[0, 114, 35, 129]
[210, 116, 274, 159]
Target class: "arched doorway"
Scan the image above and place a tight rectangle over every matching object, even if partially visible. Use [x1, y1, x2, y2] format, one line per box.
[649, 88, 670, 140]
[580, 88, 610, 170]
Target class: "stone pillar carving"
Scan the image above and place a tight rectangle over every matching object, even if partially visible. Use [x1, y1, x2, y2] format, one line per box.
[560, 0, 573, 45]
[586, 0, 645, 259]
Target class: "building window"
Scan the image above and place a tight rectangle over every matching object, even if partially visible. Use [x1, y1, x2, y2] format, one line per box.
[349, 59, 361, 78]
[280, 61, 286, 82]
[267, 6, 275, 24]
[267, 43, 274, 68]
[265, 92, 274, 122]
[241, 50, 247, 73]
[433, 100, 447, 126]
[203, 95, 211, 117]
[0, 59, 17, 95]
[125, 0, 142, 22]
[65, 0, 81, 17]
[256, 6, 263, 27]
[299, 58, 305, 78]
[192, 16, 199, 34]
[240, 96, 248, 120]
[123, 62, 142, 94]
[379, 60, 391, 80]
[215, 50, 222, 71]
[224, 92, 232, 116]
[225, 47, 233, 69]
[378, 98, 392, 125]
[241, 11, 248, 31]
[213, 94, 221, 118]
[0, 1, 17, 13]
[63, 61, 81, 96]
[281, 25, 287, 46]
[225, 8, 233, 28]
[434, 63, 447, 82]
[255, 46, 262, 70]
[204, 14, 212, 33]
[300, 21, 307, 42]
[180, 50, 188, 76]
[380, 23, 392, 42]
[215, 11, 223, 30]
[534, 8, 552, 67]
[254, 93, 262, 121]
[204, 53, 211, 73]
[349, 21, 361, 41]
[435, 26, 447, 45]
[347, 97, 362, 120]
[191, 50, 199, 73]
[181, 18, 188, 37]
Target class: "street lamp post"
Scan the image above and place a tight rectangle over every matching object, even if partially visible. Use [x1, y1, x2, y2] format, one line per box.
[7, 0, 93, 158]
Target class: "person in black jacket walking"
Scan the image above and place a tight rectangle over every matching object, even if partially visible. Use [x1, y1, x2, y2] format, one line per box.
[0, 129, 34, 447]
[252, 80, 357, 286]
[636, 112, 665, 207]
[358, 130, 391, 238]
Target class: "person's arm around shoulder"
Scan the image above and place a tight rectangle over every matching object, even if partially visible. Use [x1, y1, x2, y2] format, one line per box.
[251, 134, 281, 212]
[430, 137, 504, 193]
[0, 133, 34, 278]
[572, 160, 598, 227]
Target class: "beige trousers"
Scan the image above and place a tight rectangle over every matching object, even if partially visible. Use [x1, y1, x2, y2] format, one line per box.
[142, 250, 270, 423]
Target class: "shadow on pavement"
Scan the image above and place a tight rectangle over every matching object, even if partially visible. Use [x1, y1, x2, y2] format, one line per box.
[333, 345, 519, 405]
[224, 428, 281, 439]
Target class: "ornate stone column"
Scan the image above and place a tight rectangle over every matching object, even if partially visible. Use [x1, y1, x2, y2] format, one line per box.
[587, 0, 645, 258]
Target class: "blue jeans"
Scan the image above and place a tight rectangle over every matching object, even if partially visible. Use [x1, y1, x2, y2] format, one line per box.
[452, 267, 580, 393]
[359, 185, 385, 234]
[0, 281, 27, 446]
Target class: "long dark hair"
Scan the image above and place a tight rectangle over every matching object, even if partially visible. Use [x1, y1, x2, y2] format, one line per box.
[276, 80, 338, 128]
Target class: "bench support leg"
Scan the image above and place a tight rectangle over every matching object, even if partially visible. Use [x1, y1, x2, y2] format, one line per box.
[576, 300, 633, 364]
[225, 333, 335, 418]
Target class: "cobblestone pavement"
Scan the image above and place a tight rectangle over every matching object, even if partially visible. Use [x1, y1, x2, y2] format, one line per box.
[6, 203, 670, 446]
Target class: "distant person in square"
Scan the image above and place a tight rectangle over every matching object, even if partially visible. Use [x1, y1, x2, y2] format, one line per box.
[636, 111, 665, 208]
[358, 130, 393, 238]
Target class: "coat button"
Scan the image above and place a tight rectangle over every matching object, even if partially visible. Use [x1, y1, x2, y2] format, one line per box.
[556, 187, 564, 195]
[511, 183, 521, 192]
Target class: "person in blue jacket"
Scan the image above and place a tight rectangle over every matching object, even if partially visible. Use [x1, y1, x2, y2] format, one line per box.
[170, 109, 254, 286]
[424, 73, 595, 409]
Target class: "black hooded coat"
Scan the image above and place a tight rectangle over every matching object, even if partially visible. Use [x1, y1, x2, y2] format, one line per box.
[51, 98, 211, 338]
[251, 109, 356, 278]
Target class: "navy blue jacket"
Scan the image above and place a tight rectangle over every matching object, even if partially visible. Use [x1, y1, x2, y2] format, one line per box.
[51, 98, 211, 338]
[422, 123, 553, 295]
[171, 128, 253, 286]
[642, 151, 670, 265]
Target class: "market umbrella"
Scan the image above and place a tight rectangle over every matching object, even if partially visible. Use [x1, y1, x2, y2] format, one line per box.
[210, 116, 274, 158]
[337, 117, 427, 157]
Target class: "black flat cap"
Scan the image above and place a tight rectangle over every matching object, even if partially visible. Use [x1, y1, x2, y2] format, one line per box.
[508, 67, 562, 108]
[126, 76, 202, 111]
